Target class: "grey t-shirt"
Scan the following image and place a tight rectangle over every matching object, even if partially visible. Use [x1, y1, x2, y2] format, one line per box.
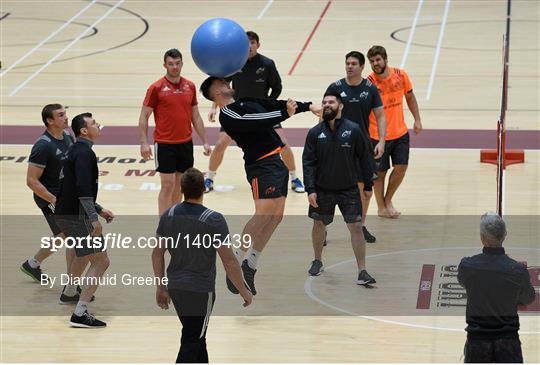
[156, 202, 229, 292]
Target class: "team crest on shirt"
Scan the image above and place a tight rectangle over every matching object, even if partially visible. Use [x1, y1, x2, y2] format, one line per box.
[341, 130, 352, 138]
[256, 67, 265, 75]
[359, 91, 369, 99]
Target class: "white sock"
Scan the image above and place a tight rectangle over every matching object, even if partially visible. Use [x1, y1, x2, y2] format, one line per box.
[63, 284, 77, 296]
[207, 171, 216, 180]
[233, 248, 244, 264]
[74, 301, 89, 316]
[289, 171, 298, 181]
[246, 248, 261, 270]
[28, 258, 40, 268]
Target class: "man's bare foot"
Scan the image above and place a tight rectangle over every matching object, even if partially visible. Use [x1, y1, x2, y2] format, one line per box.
[385, 201, 401, 218]
[378, 208, 394, 218]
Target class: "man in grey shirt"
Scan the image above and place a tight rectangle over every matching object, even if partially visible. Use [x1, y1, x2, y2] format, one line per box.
[152, 168, 252, 363]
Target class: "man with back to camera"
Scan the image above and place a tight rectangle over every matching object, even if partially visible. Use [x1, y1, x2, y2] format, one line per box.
[326, 51, 387, 243]
[204, 31, 306, 194]
[200, 76, 321, 295]
[22, 103, 92, 304]
[139, 48, 212, 215]
[152, 168, 252, 363]
[56, 113, 115, 328]
[302, 90, 376, 284]
[458, 213, 536, 363]
[367, 45, 422, 219]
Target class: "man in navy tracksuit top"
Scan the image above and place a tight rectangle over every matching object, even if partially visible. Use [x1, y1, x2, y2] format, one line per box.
[200, 76, 320, 296]
[56, 113, 114, 328]
[302, 90, 376, 285]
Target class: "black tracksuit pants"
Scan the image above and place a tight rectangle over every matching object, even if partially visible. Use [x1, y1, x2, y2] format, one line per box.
[169, 289, 215, 363]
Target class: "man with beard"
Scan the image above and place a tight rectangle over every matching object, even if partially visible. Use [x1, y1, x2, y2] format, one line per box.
[367, 45, 422, 218]
[302, 91, 376, 284]
[199, 76, 321, 295]
[139, 49, 212, 215]
[326, 51, 387, 243]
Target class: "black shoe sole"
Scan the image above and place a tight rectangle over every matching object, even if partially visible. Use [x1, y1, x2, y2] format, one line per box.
[241, 261, 257, 295]
[356, 279, 376, 285]
[308, 266, 324, 276]
[363, 228, 376, 243]
[20, 266, 42, 283]
[226, 277, 240, 294]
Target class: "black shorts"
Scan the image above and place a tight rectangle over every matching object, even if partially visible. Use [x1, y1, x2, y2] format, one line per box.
[56, 217, 105, 257]
[220, 123, 282, 133]
[245, 155, 288, 200]
[308, 187, 362, 226]
[371, 132, 409, 171]
[40, 204, 62, 236]
[154, 141, 194, 174]
[464, 338, 523, 363]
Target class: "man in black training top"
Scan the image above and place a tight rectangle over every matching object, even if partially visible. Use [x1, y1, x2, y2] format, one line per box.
[205, 31, 306, 194]
[56, 113, 114, 328]
[326, 51, 387, 243]
[303, 91, 376, 285]
[458, 213, 536, 363]
[200, 76, 320, 296]
[152, 168, 252, 363]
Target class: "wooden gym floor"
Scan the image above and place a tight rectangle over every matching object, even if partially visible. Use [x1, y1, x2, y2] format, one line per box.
[1, 0, 538, 362]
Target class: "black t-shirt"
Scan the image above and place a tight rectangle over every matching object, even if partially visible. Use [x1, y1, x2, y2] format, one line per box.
[326, 78, 383, 133]
[28, 130, 74, 208]
[229, 53, 282, 99]
[56, 139, 99, 216]
[156, 202, 229, 292]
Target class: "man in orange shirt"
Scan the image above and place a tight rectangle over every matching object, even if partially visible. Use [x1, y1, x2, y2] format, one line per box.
[367, 45, 422, 218]
[139, 49, 212, 214]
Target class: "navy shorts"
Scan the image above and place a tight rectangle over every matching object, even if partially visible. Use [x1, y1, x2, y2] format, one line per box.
[371, 132, 409, 171]
[245, 155, 288, 200]
[56, 217, 105, 257]
[155, 141, 194, 174]
[308, 187, 362, 226]
[40, 204, 62, 236]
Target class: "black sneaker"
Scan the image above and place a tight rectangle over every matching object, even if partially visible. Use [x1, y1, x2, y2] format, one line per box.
[225, 276, 240, 294]
[241, 260, 257, 295]
[60, 286, 95, 304]
[20, 260, 48, 284]
[59, 291, 79, 305]
[308, 260, 324, 276]
[69, 310, 106, 328]
[357, 270, 376, 285]
[362, 226, 376, 243]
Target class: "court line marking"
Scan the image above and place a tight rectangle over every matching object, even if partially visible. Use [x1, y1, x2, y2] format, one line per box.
[0, 1, 97, 78]
[400, 0, 424, 69]
[257, 0, 273, 20]
[426, 0, 452, 100]
[304, 246, 540, 334]
[288, 0, 332, 75]
[8, 0, 125, 96]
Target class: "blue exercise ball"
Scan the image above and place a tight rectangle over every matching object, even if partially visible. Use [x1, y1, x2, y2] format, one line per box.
[191, 18, 249, 78]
